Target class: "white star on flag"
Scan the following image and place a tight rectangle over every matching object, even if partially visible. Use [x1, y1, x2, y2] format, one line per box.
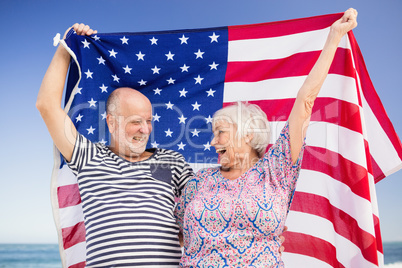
[86, 126, 95, 134]
[192, 102, 201, 111]
[178, 114, 187, 124]
[179, 34, 189, 44]
[180, 64, 190, 72]
[206, 89, 215, 96]
[165, 129, 173, 137]
[203, 141, 211, 151]
[165, 51, 174, 60]
[151, 141, 159, 148]
[167, 77, 175, 84]
[82, 39, 90, 48]
[88, 98, 97, 107]
[179, 88, 188, 97]
[99, 139, 107, 145]
[191, 129, 200, 137]
[136, 51, 145, 60]
[85, 69, 93, 79]
[209, 32, 220, 42]
[177, 142, 186, 150]
[150, 37, 158, 45]
[120, 36, 129, 44]
[209, 62, 219, 70]
[108, 49, 118, 58]
[152, 66, 161, 74]
[205, 115, 213, 124]
[153, 88, 162, 95]
[75, 114, 83, 122]
[100, 84, 108, 93]
[97, 56, 105, 65]
[101, 112, 107, 120]
[194, 49, 204, 59]
[153, 113, 161, 122]
[166, 101, 174, 110]
[194, 75, 204, 84]
[123, 65, 132, 74]
[112, 74, 120, 83]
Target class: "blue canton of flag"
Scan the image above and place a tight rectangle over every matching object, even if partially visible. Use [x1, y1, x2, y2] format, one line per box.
[64, 27, 229, 165]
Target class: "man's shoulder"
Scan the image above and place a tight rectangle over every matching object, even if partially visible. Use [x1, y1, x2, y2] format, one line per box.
[75, 133, 111, 154]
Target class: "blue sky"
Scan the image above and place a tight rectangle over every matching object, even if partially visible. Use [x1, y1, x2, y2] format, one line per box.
[0, 0, 401, 244]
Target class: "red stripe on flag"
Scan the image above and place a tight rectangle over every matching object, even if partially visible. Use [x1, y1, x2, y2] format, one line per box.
[226, 48, 355, 82]
[58, 184, 81, 209]
[370, 155, 385, 183]
[229, 98, 363, 135]
[283, 231, 345, 268]
[373, 214, 383, 254]
[228, 13, 343, 40]
[349, 31, 402, 176]
[62, 221, 86, 249]
[68, 262, 86, 268]
[291, 192, 379, 265]
[364, 139, 386, 183]
[302, 146, 370, 201]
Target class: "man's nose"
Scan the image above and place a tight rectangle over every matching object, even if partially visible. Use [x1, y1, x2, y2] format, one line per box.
[140, 122, 151, 134]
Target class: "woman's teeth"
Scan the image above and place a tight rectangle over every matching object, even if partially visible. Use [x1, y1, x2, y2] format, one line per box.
[216, 148, 226, 154]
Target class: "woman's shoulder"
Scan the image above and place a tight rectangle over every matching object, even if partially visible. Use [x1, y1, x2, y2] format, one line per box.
[196, 165, 220, 176]
[190, 166, 220, 182]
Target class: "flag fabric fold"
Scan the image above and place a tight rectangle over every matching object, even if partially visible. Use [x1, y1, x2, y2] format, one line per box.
[50, 12, 402, 268]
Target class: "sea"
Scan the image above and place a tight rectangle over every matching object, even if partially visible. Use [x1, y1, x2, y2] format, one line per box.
[0, 242, 401, 267]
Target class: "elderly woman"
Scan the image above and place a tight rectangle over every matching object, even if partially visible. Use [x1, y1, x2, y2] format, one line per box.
[175, 8, 358, 267]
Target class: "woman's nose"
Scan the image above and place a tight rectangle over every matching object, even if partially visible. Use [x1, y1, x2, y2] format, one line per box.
[211, 136, 217, 146]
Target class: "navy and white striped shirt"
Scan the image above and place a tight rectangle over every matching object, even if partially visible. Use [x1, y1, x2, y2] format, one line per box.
[68, 134, 193, 267]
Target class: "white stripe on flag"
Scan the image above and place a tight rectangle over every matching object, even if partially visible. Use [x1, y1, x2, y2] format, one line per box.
[286, 211, 379, 268]
[65, 242, 86, 267]
[58, 165, 78, 187]
[305, 122, 367, 168]
[228, 28, 329, 61]
[59, 204, 84, 228]
[297, 169, 376, 235]
[228, 28, 351, 62]
[223, 75, 359, 105]
[361, 96, 402, 176]
[270, 121, 367, 169]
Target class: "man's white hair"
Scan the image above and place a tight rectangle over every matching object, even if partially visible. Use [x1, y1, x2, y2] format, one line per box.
[212, 102, 270, 157]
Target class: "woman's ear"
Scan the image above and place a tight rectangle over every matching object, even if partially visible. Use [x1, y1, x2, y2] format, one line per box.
[245, 133, 254, 144]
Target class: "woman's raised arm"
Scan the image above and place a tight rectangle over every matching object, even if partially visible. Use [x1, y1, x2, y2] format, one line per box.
[288, 8, 358, 163]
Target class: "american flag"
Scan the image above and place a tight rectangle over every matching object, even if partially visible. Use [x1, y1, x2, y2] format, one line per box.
[51, 12, 402, 268]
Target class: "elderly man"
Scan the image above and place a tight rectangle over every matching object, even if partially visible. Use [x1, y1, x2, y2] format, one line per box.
[37, 24, 193, 267]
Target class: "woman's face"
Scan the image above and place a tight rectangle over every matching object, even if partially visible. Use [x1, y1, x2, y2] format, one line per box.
[211, 120, 251, 169]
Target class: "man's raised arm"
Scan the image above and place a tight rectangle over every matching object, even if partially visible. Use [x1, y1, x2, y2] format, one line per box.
[36, 24, 97, 162]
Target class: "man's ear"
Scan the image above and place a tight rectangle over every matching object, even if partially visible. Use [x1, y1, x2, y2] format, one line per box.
[106, 114, 115, 134]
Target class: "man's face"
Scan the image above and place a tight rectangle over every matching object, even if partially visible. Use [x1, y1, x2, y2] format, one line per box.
[110, 98, 153, 158]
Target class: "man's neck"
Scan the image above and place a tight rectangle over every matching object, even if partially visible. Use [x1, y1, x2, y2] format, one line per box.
[124, 151, 153, 162]
[109, 144, 154, 163]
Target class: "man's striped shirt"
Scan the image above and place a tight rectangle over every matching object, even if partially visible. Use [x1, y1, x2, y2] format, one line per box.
[67, 134, 193, 267]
